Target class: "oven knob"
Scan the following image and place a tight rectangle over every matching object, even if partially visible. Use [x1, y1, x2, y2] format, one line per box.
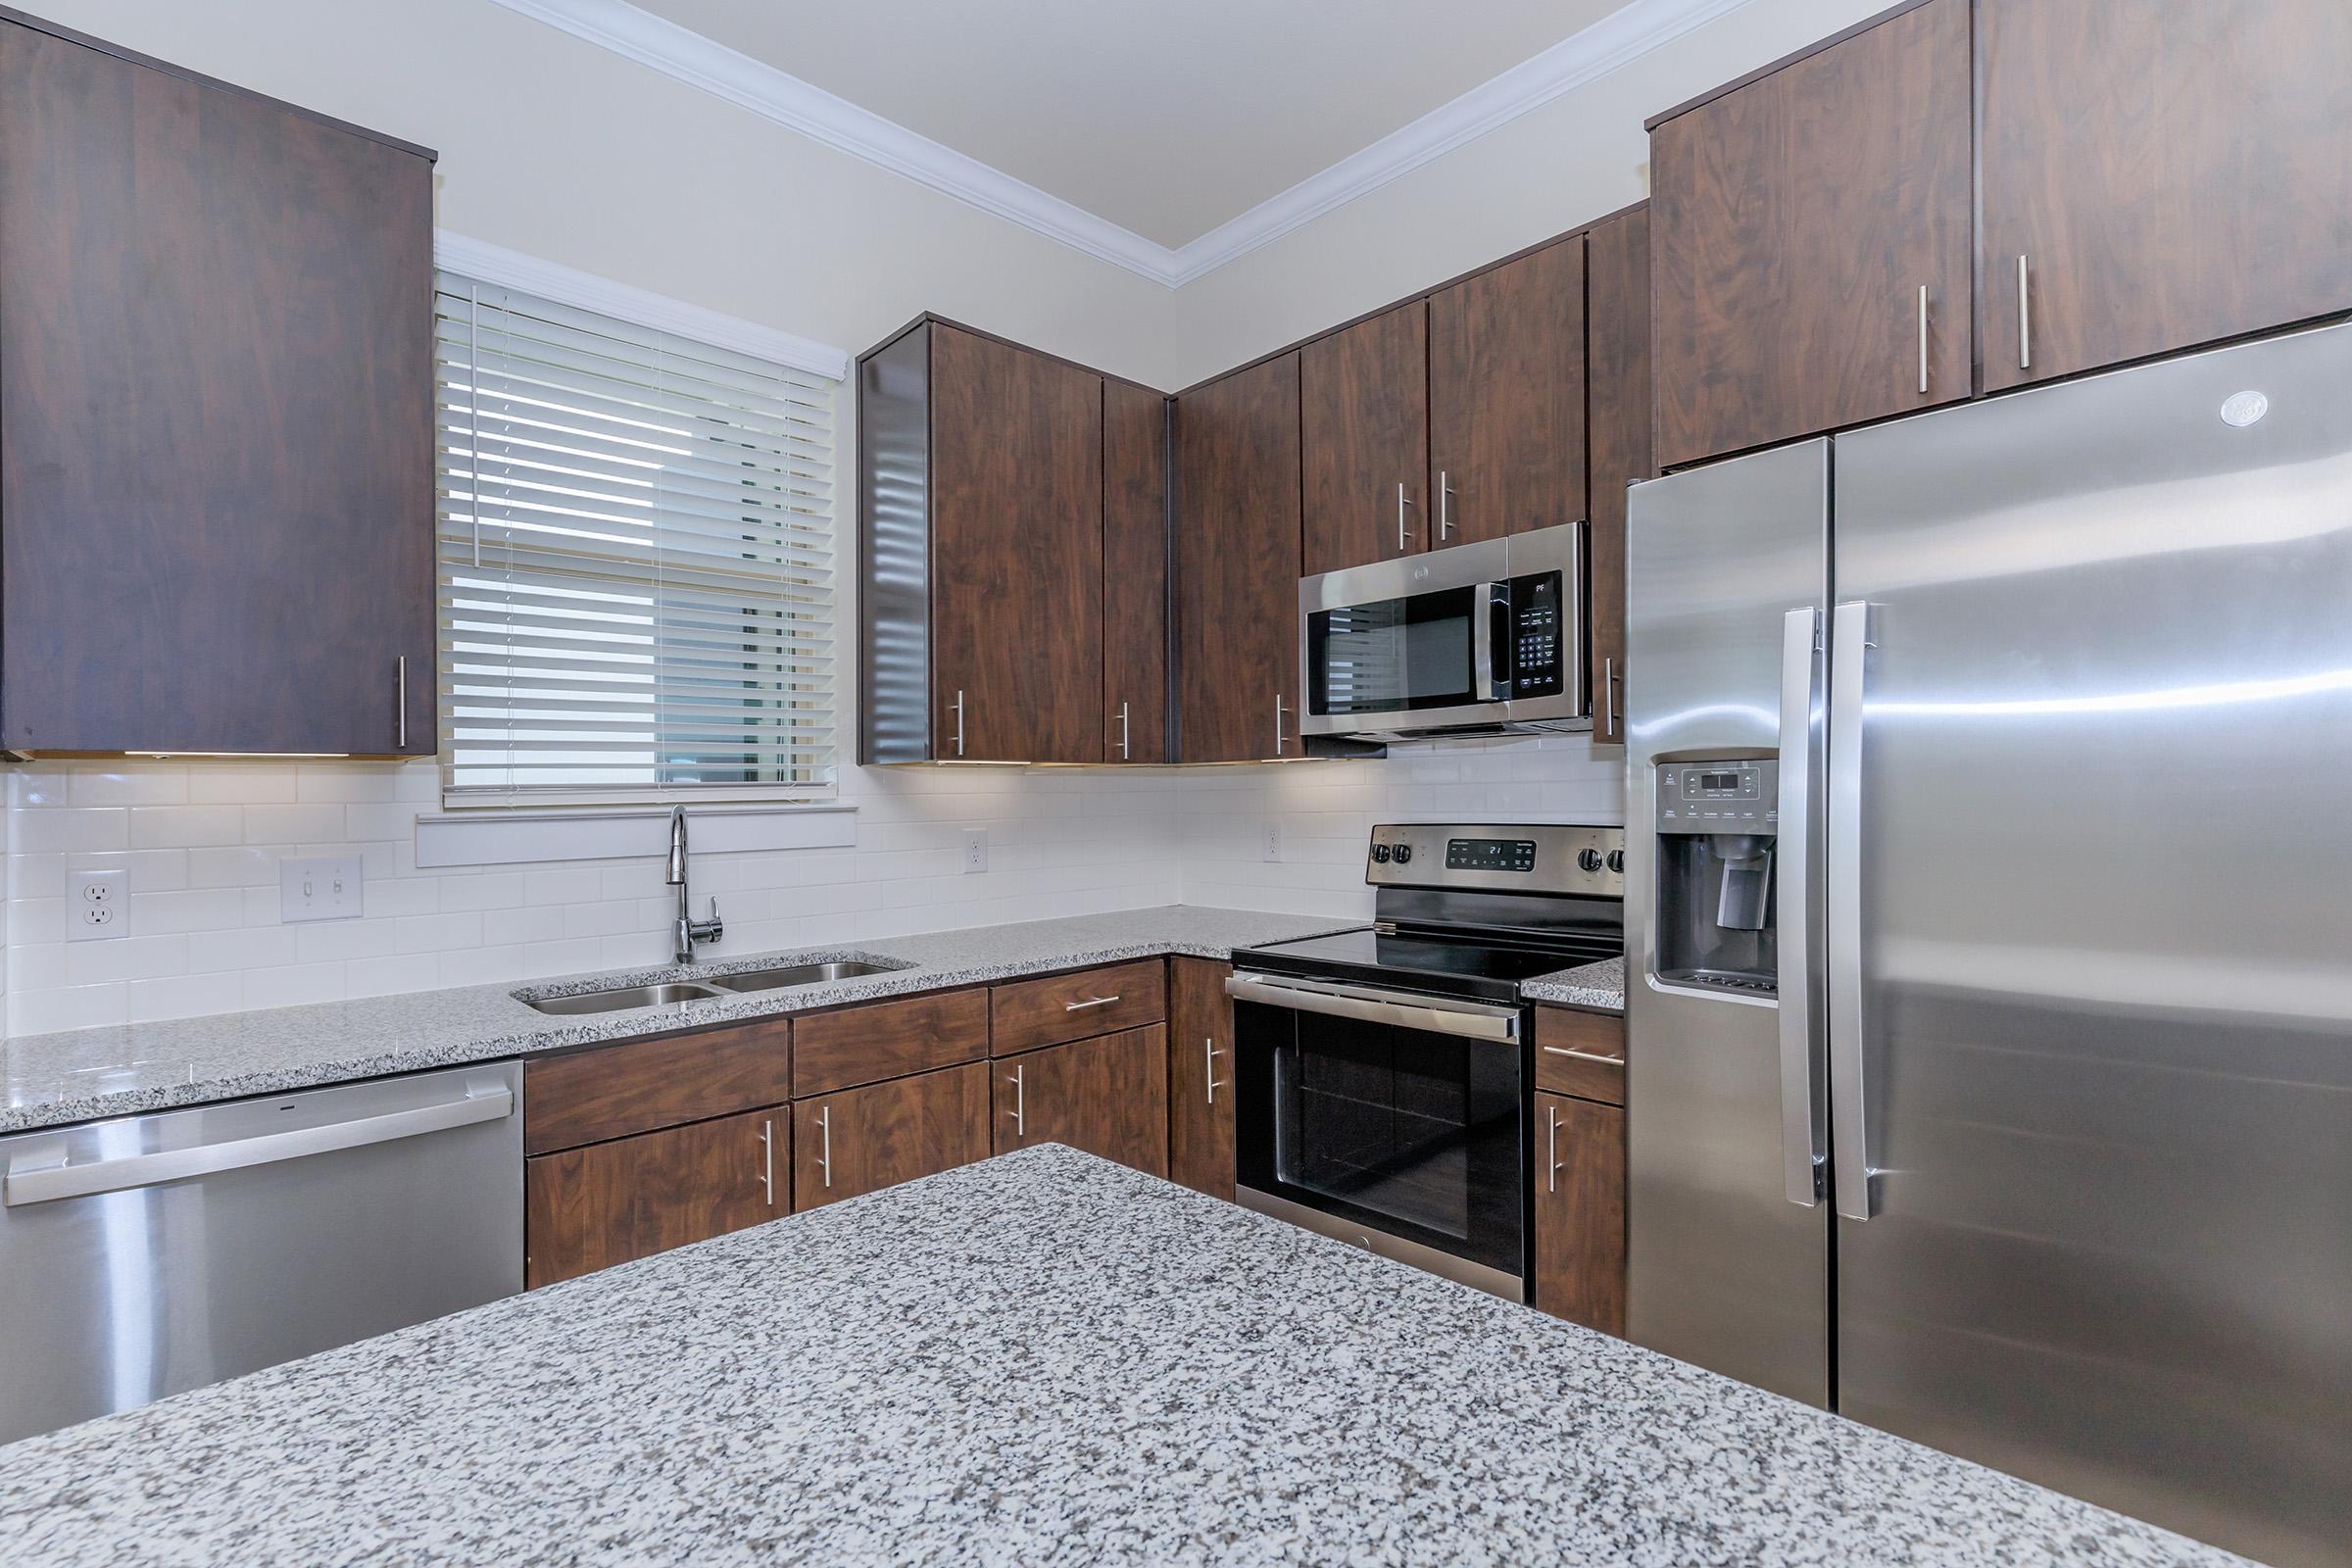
[1392, 844, 1412, 864]
[1371, 844, 1392, 863]
[1606, 850, 1626, 875]
[1577, 848, 1605, 873]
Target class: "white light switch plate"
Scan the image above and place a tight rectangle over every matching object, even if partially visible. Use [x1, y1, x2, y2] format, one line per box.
[281, 856, 364, 922]
[67, 868, 127, 942]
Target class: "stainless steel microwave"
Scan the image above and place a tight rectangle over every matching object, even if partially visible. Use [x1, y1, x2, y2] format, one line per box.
[1298, 521, 1588, 743]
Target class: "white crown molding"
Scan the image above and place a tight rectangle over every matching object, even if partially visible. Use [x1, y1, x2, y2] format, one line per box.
[484, 0, 1752, 291]
[432, 229, 850, 380]
[1164, 0, 1756, 286]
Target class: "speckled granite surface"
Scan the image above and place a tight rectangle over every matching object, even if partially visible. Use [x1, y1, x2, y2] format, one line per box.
[0, 1147, 2246, 1568]
[1523, 954, 1625, 1011]
[0, 906, 1351, 1135]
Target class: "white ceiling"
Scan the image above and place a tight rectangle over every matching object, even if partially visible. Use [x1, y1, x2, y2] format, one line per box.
[627, 0, 1639, 249]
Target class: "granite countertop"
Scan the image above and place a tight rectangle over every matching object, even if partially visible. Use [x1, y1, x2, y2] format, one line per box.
[0, 906, 1354, 1136]
[1522, 954, 1625, 1011]
[0, 1146, 2245, 1567]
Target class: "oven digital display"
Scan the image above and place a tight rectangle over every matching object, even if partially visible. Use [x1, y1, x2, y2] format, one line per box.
[1446, 838, 1538, 873]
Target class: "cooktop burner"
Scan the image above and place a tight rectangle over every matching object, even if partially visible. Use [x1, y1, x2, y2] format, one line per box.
[1240, 925, 1620, 1004]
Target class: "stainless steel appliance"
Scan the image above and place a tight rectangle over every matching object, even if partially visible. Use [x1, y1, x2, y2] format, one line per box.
[1625, 321, 2352, 1568]
[0, 1062, 523, 1445]
[1298, 523, 1587, 742]
[1231, 822, 1623, 1298]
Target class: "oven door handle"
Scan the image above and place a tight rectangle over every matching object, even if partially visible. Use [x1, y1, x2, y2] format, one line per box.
[1224, 973, 1521, 1043]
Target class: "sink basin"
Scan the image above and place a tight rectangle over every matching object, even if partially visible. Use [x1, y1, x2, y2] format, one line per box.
[706, 960, 896, 994]
[522, 982, 725, 1016]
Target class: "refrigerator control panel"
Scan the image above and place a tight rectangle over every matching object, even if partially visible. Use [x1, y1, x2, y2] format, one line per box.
[1656, 760, 1779, 835]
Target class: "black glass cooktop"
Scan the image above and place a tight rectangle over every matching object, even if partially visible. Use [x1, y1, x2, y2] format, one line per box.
[1240, 926, 1620, 1004]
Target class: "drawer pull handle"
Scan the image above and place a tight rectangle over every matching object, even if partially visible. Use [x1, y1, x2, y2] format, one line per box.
[758, 1118, 775, 1207]
[816, 1105, 832, 1190]
[1542, 1045, 1624, 1066]
[1064, 994, 1121, 1011]
[1006, 1064, 1025, 1137]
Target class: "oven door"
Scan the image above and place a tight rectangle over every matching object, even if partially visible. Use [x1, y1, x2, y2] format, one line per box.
[1227, 972, 1527, 1299]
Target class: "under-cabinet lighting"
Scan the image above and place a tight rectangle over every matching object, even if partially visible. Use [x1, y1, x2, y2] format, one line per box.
[126, 751, 354, 760]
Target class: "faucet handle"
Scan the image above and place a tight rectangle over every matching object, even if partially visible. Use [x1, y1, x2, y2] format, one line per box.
[708, 896, 721, 924]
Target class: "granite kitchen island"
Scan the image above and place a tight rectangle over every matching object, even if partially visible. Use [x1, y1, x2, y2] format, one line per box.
[0, 1147, 2247, 1567]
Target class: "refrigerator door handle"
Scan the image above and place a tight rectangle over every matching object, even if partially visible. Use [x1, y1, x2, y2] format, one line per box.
[1827, 599, 1876, 1220]
[1777, 608, 1825, 1206]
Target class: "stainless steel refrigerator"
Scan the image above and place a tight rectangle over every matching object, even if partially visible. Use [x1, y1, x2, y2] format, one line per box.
[1624, 321, 2352, 1568]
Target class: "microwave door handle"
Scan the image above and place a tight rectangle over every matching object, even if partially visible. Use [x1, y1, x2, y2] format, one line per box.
[1477, 582, 1512, 702]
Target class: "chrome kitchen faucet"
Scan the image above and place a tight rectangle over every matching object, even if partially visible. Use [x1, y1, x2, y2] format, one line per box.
[666, 806, 724, 965]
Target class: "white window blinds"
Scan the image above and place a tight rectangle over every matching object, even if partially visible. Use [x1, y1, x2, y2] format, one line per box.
[433, 273, 837, 803]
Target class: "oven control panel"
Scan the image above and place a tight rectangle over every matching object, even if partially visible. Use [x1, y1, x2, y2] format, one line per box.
[1366, 822, 1623, 896]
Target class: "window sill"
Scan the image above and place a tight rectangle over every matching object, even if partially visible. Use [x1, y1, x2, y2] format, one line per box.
[416, 802, 857, 869]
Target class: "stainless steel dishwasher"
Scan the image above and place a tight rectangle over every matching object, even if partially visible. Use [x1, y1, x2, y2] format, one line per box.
[0, 1061, 521, 1446]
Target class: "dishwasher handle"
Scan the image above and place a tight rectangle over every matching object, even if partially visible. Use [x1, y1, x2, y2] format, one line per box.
[4, 1082, 515, 1207]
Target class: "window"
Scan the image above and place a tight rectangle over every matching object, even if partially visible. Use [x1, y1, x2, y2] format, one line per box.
[434, 272, 837, 805]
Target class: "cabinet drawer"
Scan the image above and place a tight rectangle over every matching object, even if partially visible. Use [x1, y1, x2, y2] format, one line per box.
[523, 1016, 793, 1154]
[792, 987, 989, 1098]
[1533, 1006, 1627, 1105]
[990, 960, 1165, 1055]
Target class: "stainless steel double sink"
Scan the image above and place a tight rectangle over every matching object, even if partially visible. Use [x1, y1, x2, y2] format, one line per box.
[521, 959, 900, 1016]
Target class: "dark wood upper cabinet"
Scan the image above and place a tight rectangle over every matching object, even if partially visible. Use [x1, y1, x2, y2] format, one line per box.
[994, 1024, 1170, 1178]
[1584, 208, 1649, 748]
[1301, 303, 1429, 575]
[1428, 238, 1587, 550]
[1166, 957, 1236, 1202]
[1175, 354, 1302, 763]
[1977, 0, 2352, 393]
[1649, 0, 1973, 469]
[524, 1105, 784, 1289]
[1532, 1091, 1625, 1335]
[793, 1061, 992, 1211]
[0, 16, 435, 757]
[1102, 381, 1171, 763]
[929, 323, 1103, 763]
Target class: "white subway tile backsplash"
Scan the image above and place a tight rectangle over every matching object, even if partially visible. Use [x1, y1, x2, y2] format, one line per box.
[128, 806, 243, 850]
[69, 769, 188, 808]
[242, 963, 346, 1010]
[16, 808, 130, 855]
[242, 804, 347, 845]
[127, 971, 246, 1024]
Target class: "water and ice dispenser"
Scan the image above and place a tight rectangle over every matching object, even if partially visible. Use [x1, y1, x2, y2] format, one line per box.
[1652, 760, 1779, 995]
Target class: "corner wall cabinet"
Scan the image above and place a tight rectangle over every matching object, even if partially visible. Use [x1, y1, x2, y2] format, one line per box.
[0, 12, 436, 757]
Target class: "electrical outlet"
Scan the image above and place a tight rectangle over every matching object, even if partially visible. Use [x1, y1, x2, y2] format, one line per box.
[280, 855, 364, 922]
[1261, 820, 1284, 863]
[67, 868, 128, 942]
[962, 829, 988, 875]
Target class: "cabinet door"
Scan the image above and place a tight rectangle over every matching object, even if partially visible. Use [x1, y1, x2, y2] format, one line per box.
[1175, 354, 1301, 763]
[794, 1061, 992, 1211]
[1585, 207, 1650, 747]
[929, 323, 1102, 762]
[1428, 239, 1587, 550]
[1978, 0, 2352, 393]
[1301, 303, 1428, 574]
[524, 1105, 784, 1288]
[1166, 958, 1236, 1201]
[1532, 1092, 1625, 1334]
[1650, 0, 1972, 468]
[1102, 380, 1171, 762]
[0, 22, 434, 756]
[995, 1025, 1169, 1178]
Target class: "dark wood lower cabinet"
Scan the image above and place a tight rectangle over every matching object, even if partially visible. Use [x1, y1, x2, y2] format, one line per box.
[995, 1025, 1169, 1177]
[1166, 958, 1236, 1200]
[793, 1061, 992, 1211]
[523, 1106, 786, 1289]
[1532, 1092, 1626, 1335]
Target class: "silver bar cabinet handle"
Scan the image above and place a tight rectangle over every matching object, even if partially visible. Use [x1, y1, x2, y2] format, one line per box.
[816, 1106, 831, 1190]
[758, 1117, 775, 1206]
[1601, 656, 1615, 739]
[1204, 1039, 1225, 1103]
[1778, 608, 1826, 1207]
[1007, 1064, 1025, 1138]
[1546, 1105, 1562, 1195]
[1117, 701, 1130, 760]
[1828, 600, 1875, 1221]
[953, 690, 965, 757]
[1063, 994, 1120, 1012]
[1396, 482, 1412, 551]
[2017, 254, 2033, 370]
[1437, 470, 1454, 540]
[1916, 284, 1930, 395]
[1273, 694, 1287, 758]
[396, 656, 409, 750]
[1542, 1044, 1624, 1067]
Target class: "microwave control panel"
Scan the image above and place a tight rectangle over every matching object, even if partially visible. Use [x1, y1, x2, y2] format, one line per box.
[1655, 760, 1780, 835]
[1506, 572, 1565, 699]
